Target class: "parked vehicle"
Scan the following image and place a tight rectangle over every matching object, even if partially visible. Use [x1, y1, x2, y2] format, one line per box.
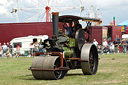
[122, 34, 128, 38]
[9, 35, 48, 55]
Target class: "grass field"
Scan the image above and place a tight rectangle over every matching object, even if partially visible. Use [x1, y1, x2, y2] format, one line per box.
[0, 54, 128, 85]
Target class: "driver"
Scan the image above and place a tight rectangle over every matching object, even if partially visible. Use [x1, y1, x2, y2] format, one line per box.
[64, 22, 72, 36]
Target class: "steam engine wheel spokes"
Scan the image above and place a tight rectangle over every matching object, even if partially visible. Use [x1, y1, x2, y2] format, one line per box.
[81, 44, 98, 75]
[31, 56, 67, 80]
[89, 51, 94, 72]
[54, 58, 64, 79]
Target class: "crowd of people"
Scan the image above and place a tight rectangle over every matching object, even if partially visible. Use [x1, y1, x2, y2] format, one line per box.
[0, 38, 127, 57]
[28, 41, 45, 57]
[0, 42, 13, 57]
[0, 41, 45, 58]
[0, 42, 22, 57]
[93, 38, 128, 54]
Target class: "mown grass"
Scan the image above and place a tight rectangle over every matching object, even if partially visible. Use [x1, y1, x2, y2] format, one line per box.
[0, 54, 128, 85]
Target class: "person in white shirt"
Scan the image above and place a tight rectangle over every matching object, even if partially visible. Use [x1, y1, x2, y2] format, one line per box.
[2, 43, 7, 54]
[102, 39, 108, 48]
[102, 39, 108, 54]
[109, 43, 115, 54]
[93, 39, 98, 47]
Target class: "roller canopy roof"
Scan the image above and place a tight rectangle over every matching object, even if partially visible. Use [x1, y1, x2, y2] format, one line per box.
[59, 15, 102, 23]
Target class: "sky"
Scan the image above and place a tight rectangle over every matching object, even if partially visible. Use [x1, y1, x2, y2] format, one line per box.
[0, 0, 128, 25]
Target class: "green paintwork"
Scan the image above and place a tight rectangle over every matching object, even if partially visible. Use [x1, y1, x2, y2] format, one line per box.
[63, 47, 73, 58]
[62, 38, 75, 58]
[69, 38, 75, 47]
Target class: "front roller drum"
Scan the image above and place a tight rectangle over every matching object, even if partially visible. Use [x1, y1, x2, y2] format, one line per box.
[31, 56, 67, 80]
[81, 44, 98, 75]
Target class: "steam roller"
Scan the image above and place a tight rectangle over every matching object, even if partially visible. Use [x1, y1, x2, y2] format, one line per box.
[29, 12, 99, 80]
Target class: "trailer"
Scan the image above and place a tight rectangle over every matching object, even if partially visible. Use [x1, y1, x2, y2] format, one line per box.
[0, 22, 63, 44]
[105, 26, 122, 42]
[90, 26, 121, 45]
[85, 26, 108, 45]
[10, 35, 48, 54]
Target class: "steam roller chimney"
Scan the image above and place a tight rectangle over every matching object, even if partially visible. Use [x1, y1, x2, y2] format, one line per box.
[52, 12, 59, 37]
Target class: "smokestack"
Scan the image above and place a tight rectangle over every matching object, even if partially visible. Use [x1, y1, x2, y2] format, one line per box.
[113, 16, 115, 26]
[52, 12, 59, 36]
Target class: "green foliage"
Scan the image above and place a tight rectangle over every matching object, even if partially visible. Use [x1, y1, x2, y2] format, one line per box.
[0, 54, 128, 85]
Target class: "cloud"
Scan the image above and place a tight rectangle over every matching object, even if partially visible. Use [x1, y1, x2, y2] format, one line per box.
[84, 0, 128, 8]
[82, 0, 128, 24]
[0, 0, 14, 17]
[0, 0, 128, 24]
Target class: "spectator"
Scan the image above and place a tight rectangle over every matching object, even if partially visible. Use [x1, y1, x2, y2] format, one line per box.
[113, 39, 121, 53]
[97, 45, 102, 54]
[4, 47, 12, 57]
[121, 38, 127, 54]
[16, 44, 20, 57]
[102, 39, 108, 47]
[7, 42, 13, 54]
[109, 43, 115, 54]
[39, 43, 45, 52]
[102, 47, 110, 54]
[2, 43, 7, 54]
[93, 39, 98, 47]
[102, 39, 109, 54]
[102, 39, 108, 48]
[0, 43, 2, 57]
[126, 39, 128, 53]
[29, 43, 34, 56]
[33, 42, 39, 53]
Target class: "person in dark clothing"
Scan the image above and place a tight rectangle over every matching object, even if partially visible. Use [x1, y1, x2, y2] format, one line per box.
[126, 39, 128, 53]
[103, 47, 110, 53]
[75, 21, 82, 31]
[113, 39, 120, 53]
[7, 42, 13, 54]
[121, 38, 127, 54]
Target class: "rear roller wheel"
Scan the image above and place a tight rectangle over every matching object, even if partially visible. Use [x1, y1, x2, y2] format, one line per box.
[81, 44, 98, 75]
[31, 56, 67, 80]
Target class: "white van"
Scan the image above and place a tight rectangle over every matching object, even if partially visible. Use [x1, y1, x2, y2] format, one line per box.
[10, 35, 48, 55]
[122, 34, 128, 38]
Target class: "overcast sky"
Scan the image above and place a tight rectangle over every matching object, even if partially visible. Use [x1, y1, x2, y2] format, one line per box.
[0, 0, 128, 25]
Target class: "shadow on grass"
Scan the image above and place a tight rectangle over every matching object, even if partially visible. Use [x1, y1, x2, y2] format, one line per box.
[66, 73, 83, 76]
[12, 74, 35, 80]
[25, 74, 32, 76]
[15, 73, 84, 80]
